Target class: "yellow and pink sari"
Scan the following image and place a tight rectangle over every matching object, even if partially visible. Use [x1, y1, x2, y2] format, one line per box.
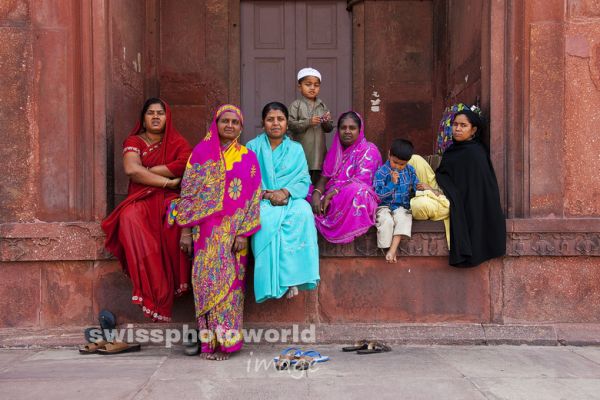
[170, 105, 261, 354]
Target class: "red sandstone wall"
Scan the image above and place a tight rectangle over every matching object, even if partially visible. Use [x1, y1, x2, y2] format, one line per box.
[110, 0, 238, 207]
[158, 0, 210, 146]
[5, 256, 600, 328]
[0, 0, 88, 222]
[527, 0, 600, 218]
[0, 1, 35, 223]
[563, 1, 600, 216]
[108, 0, 148, 206]
[446, 0, 483, 106]
[361, 1, 435, 156]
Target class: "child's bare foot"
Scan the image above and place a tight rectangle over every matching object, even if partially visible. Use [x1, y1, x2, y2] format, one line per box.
[199, 352, 210, 359]
[286, 286, 299, 299]
[385, 250, 397, 263]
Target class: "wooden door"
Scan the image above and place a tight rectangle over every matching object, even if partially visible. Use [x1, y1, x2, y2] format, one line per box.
[241, 0, 352, 143]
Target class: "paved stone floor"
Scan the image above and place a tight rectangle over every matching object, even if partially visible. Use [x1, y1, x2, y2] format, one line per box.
[1, 344, 600, 399]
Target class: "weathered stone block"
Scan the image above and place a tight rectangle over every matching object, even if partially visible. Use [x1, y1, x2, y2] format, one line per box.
[0, 28, 35, 223]
[529, 23, 565, 217]
[564, 24, 600, 217]
[40, 262, 94, 327]
[0, 262, 40, 327]
[317, 257, 491, 323]
[503, 257, 600, 323]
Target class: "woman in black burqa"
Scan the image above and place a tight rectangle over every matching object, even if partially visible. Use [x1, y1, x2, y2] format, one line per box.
[435, 107, 506, 267]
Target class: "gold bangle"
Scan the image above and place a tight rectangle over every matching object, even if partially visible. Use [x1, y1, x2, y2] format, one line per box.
[181, 233, 192, 237]
[162, 178, 169, 188]
[313, 188, 323, 196]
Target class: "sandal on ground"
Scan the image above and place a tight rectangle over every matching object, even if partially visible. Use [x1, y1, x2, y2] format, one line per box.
[273, 347, 302, 370]
[96, 341, 141, 355]
[356, 341, 391, 355]
[342, 339, 369, 352]
[78, 339, 108, 354]
[294, 350, 330, 370]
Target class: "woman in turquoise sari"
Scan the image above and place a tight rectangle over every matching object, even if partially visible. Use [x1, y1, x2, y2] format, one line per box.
[246, 102, 320, 302]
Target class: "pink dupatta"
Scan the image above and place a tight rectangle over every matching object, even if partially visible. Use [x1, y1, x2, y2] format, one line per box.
[315, 111, 382, 243]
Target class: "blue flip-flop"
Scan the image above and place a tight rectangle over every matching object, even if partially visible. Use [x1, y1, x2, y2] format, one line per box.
[294, 350, 330, 370]
[273, 347, 302, 370]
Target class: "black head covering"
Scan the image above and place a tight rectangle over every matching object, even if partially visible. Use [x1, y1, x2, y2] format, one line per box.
[435, 136, 506, 267]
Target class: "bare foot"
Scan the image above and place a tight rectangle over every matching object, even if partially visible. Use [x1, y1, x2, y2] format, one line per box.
[199, 352, 211, 359]
[209, 351, 230, 361]
[385, 249, 397, 263]
[286, 286, 299, 299]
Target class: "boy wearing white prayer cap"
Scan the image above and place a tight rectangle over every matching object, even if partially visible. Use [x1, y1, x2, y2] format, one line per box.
[288, 67, 334, 184]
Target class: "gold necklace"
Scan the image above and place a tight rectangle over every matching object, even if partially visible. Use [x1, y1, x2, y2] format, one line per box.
[141, 133, 161, 145]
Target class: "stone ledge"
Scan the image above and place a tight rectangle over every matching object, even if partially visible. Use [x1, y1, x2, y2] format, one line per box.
[0, 222, 109, 262]
[1, 219, 600, 261]
[319, 219, 600, 257]
[1, 323, 598, 348]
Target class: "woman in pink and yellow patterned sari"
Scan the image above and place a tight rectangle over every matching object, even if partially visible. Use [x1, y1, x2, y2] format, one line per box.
[169, 105, 261, 360]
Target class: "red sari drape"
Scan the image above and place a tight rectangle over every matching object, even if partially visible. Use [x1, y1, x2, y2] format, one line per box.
[101, 100, 192, 321]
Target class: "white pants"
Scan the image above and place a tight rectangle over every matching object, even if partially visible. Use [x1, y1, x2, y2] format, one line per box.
[375, 206, 413, 248]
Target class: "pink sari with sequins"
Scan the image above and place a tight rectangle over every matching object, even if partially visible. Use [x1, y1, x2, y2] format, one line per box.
[170, 105, 261, 354]
[312, 111, 382, 243]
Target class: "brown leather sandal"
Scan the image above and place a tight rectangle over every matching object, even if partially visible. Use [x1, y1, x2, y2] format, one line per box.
[356, 341, 391, 354]
[96, 341, 141, 355]
[78, 340, 108, 354]
[342, 339, 369, 352]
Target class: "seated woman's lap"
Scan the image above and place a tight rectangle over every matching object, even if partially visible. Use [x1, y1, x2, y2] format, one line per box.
[255, 199, 317, 281]
[326, 182, 375, 220]
[258, 199, 314, 239]
[118, 198, 179, 256]
[277, 199, 317, 286]
[280, 199, 315, 243]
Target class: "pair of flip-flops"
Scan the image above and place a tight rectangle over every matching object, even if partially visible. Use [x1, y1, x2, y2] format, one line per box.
[342, 340, 392, 354]
[78, 340, 141, 355]
[273, 347, 330, 370]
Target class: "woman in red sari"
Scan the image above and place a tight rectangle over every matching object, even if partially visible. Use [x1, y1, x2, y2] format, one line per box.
[102, 98, 192, 322]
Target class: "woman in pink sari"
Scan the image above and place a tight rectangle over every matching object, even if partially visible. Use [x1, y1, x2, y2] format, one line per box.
[311, 111, 382, 243]
[169, 105, 262, 360]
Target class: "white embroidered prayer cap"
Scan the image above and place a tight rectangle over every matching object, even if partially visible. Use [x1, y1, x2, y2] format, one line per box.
[297, 67, 322, 82]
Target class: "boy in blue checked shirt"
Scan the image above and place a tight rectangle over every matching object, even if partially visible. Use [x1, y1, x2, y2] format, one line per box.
[374, 139, 419, 263]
